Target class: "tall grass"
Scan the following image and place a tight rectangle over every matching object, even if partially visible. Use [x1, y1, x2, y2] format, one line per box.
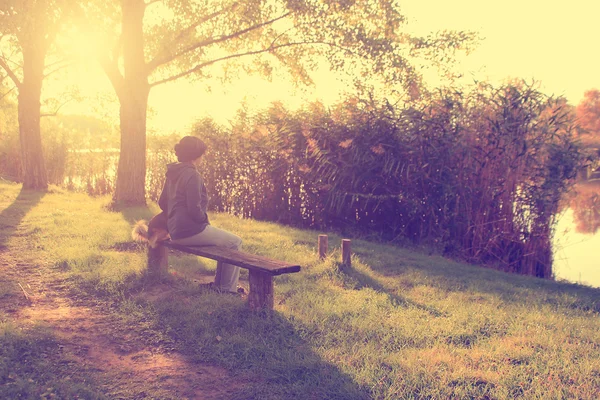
[189, 82, 584, 278]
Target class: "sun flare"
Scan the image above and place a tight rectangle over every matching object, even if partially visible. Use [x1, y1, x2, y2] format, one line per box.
[58, 25, 110, 61]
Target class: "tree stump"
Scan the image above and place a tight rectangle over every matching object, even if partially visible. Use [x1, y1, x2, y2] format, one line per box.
[248, 270, 274, 310]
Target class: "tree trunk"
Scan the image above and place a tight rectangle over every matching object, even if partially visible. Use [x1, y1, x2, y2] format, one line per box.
[113, 87, 149, 205]
[112, 0, 150, 205]
[18, 42, 47, 191]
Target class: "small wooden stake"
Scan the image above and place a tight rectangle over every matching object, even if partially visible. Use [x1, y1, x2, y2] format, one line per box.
[341, 239, 352, 267]
[248, 270, 274, 310]
[18, 283, 30, 301]
[148, 244, 168, 280]
[318, 234, 328, 259]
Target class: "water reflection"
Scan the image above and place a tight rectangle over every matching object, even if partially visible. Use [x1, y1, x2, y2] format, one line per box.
[553, 182, 600, 288]
[569, 182, 600, 234]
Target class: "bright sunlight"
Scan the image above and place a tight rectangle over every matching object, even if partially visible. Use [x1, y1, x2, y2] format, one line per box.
[1, 0, 599, 398]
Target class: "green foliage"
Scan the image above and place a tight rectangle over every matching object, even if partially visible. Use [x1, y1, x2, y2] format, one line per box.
[134, 0, 476, 87]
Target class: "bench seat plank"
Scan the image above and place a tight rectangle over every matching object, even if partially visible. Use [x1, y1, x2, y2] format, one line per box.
[164, 241, 301, 276]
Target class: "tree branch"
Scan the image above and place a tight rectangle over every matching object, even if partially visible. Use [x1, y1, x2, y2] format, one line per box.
[147, 12, 291, 72]
[3, 48, 23, 69]
[0, 56, 22, 89]
[149, 40, 350, 87]
[0, 85, 17, 101]
[113, 31, 123, 65]
[40, 99, 70, 117]
[45, 57, 69, 69]
[99, 54, 125, 98]
[147, 2, 240, 70]
[144, 0, 162, 6]
[43, 59, 74, 79]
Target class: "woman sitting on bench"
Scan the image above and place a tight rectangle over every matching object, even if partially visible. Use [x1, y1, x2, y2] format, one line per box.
[158, 135, 242, 294]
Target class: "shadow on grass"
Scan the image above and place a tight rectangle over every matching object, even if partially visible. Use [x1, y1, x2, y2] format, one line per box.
[115, 204, 156, 225]
[338, 262, 447, 317]
[253, 225, 600, 316]
[0, 187, 45, 250]
[146, 293, 370, 399]
[0, 325, 106, 399]
[348, 239, 600, 314]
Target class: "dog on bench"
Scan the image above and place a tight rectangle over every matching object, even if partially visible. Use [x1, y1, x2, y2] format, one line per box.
[132, 211, 170, 248]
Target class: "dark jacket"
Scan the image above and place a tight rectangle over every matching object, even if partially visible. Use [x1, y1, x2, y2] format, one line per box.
[158, 162, 209, 240]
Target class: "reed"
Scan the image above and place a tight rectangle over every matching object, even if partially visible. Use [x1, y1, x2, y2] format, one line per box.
[0, 82, 584, 278]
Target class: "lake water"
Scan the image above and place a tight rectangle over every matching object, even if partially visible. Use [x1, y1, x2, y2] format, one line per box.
[553, 183, 600, 288]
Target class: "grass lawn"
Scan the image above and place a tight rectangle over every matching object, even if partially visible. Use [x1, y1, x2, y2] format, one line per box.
[1, 181, 599, 399]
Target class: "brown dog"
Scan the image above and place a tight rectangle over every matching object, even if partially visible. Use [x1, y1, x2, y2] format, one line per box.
[132, 211, 170, 248]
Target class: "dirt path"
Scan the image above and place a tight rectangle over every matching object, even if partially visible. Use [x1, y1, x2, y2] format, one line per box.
[0, 249, 245, 399]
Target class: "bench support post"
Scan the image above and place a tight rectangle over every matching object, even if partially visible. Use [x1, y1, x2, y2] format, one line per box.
[148, 244, 168, 280]
[248, 270, 274, 310]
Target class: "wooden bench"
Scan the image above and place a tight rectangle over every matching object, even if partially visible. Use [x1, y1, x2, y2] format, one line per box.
[148, 241, 301, 310]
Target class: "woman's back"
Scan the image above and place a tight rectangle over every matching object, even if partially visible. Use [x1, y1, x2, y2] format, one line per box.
[159, 162, 209, 240]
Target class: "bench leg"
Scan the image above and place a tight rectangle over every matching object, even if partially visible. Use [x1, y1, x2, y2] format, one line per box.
[148, 244, 168, 280]
[248, 270, 274, 310]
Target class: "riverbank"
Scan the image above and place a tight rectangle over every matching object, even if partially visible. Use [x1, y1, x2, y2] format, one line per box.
[1, 181, 599, 399]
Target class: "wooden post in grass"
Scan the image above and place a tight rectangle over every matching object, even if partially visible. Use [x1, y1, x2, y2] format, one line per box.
[318, 234, 328, 259]
[148, 244, 168, 279]
[341, 239, 351, 267]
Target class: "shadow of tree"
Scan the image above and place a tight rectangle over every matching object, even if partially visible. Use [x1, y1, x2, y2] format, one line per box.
[248, 225, 599, 317]
[0, 187, 45, 249]
[0, 326, 106, 399]
[338, 262, 447, 317]
[348, 239, 600, 314]
[115, 204, 156, 225]
[147, 294, 370, 399]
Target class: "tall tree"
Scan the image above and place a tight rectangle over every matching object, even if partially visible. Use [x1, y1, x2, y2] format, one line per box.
[93, 0, 475, 205]
[0, 0, 69, 190]
[576, 89, 600, 146]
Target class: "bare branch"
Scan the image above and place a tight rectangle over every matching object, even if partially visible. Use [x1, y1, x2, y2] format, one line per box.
[149, 40, 352, 87]
[145, 0, 162, 6]
[147, 12, 291, 72]
[43, 59, 74, 79]
[0, 56, 22, 88]
[40, 99, 70, 117]
[3, 48, 23, 69]
[0, 85, 17, 100]
[45, 57, 69, 69]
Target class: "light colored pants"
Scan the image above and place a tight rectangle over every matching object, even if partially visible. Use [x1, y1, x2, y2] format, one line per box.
[172, 225, 242, 293]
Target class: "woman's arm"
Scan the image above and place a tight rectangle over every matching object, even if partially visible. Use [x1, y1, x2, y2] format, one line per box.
[158, 182, 168, 212]
[185, 174, 209, 224]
